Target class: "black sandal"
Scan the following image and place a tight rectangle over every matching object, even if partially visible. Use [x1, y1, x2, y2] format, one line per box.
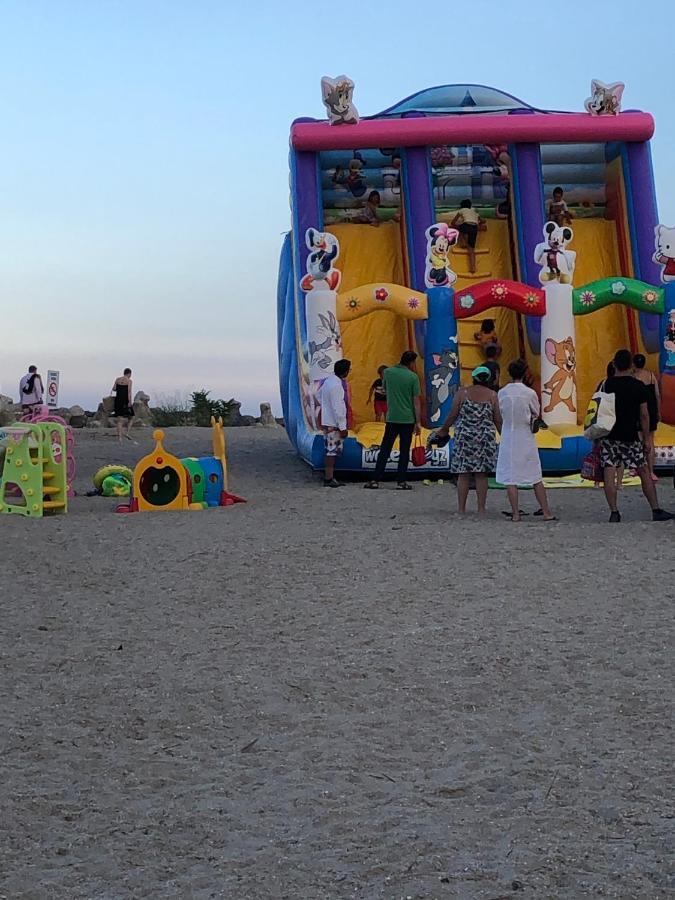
[363, 481, 379, 489]
[397, 482, 413, 491]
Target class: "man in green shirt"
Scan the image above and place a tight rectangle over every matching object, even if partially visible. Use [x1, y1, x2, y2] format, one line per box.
[364, 350, 422, 490]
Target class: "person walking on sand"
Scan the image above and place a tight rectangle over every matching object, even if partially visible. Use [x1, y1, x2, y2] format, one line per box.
[434, 365, 501, 514]
[318, 358, 351, 488]
[599, 349, 673, 522]
[364, 350, 421, 491]
[19, 365, 44, 414]
[496, 359, 556, 522]
[112, 368, 135, 443]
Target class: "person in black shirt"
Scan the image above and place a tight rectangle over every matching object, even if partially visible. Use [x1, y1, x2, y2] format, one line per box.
[484, 344, 501, 391]
[599, 349, 673, 522]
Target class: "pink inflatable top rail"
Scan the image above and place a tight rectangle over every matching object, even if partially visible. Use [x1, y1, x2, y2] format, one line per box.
[291, 111, 654, 151]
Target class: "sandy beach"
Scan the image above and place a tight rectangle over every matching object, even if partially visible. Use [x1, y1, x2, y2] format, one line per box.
[1, 425, 673, 899]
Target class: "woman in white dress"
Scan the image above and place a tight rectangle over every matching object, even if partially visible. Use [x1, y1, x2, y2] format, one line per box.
[496, 359, 555, 522]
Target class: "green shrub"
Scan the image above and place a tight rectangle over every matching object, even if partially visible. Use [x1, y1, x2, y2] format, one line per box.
[151, 390, 237, 428]
[151, 393, 193, 427]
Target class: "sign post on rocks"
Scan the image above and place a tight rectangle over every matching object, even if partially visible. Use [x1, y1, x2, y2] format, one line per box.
[46, 370, 60, 408]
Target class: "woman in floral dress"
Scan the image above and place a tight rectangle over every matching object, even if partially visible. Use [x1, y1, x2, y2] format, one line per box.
[435, 366, 501, 513]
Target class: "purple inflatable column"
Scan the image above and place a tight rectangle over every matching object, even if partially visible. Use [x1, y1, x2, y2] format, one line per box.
[510, 143, 545, 353]
[290, 147, 322, 344]
[403, 145, 434, 291]
[623, 142, 661, 352]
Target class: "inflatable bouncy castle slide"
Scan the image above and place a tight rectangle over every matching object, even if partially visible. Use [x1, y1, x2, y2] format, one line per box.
[277, 80, 675, 474]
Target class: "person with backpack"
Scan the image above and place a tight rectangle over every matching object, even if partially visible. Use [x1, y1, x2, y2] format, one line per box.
[19, 365, 44, 413]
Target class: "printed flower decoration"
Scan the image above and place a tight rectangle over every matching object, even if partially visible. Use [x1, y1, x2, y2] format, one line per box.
[491, 282, 508, 301]
[579, 290, 596, 307]
[611, 281, 626, 296]
[374, 287, 389, 303]
[346, 297, 360, 311]
[524, 291, 540, 308]
[407, 297, 420, 310]
[643, 289, 658, 305]
[459, 294, 475, 309]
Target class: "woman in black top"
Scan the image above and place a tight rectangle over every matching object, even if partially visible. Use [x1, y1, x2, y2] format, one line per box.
[112, 368, 135, 443]
[632, 353, 660, 481]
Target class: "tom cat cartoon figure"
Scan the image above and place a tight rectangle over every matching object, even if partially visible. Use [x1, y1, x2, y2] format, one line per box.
[321, 75, 359, 125]
[424, 223, 458, 288]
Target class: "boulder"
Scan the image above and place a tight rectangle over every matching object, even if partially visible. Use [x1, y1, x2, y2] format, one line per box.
[132, 391, 152, 424]
[0, 394, 16, 426]
[68, 405, 87, 429]
[259, 402, 279, 427]
[222, 401, 244, 427]
[52, 407, 73, 423]
[94, 396, 115, 427]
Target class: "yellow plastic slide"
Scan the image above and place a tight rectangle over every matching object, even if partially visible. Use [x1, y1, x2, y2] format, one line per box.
[449, 219, 520, 382]
[571, 219, 630, 417]
[329, 223, 410, 425]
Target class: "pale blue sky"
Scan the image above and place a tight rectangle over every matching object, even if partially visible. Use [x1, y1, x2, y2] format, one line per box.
[1, 0, 673, 411]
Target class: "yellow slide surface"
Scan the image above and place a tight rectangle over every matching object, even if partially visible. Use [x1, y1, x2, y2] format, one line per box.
[450, 220, 520, 382]
[571, 219, 629, 417]
[329, 223, 410, 425]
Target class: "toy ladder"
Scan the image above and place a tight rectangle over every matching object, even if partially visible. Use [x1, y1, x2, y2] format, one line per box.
[0, 423, 68, 517]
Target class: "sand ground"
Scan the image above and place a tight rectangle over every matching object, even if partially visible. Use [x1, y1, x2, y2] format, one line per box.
[1, 426, 673, 899]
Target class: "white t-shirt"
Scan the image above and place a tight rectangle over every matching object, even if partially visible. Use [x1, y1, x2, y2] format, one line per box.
[319, 374, 347, 431]
[19, 372, 43, 406]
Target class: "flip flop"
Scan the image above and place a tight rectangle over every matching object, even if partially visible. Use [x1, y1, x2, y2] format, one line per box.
[363, 481, 379, 490]
[396, 483, 413, 491]
[501, 510, 529, 518]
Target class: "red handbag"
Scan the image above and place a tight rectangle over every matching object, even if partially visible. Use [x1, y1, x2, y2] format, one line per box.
[580, 444, 603, 483]
[411, 434, 427, 467]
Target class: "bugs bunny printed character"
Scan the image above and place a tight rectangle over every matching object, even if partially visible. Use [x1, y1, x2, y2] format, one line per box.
[300, 229, 341, 292]
[308, 311, 341, 371]
[584, 79, 624, 116]
[321, 75, 359, 126]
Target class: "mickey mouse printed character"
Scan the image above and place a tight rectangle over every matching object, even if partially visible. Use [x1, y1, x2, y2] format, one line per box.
[534, 222, 576, 284]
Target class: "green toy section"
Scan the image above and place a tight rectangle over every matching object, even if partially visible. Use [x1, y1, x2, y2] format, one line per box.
[0, 423, 68, 518]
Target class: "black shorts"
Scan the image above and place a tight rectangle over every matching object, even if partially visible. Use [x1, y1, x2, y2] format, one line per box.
[459, 222, 478, 248]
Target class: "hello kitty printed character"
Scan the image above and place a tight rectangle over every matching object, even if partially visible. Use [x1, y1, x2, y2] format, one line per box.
[653, 224, 675, 283]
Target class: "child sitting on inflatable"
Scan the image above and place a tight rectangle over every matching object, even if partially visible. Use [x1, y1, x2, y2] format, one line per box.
[474, 318, 502, 357]
[353, 191, 381, 227]
[548, 187, 574, 227]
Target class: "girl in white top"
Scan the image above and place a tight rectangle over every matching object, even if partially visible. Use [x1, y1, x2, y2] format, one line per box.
[496, 359, 556, 522]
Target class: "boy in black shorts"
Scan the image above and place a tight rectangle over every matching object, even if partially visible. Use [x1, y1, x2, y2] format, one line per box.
[451, 199, 485, 274]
